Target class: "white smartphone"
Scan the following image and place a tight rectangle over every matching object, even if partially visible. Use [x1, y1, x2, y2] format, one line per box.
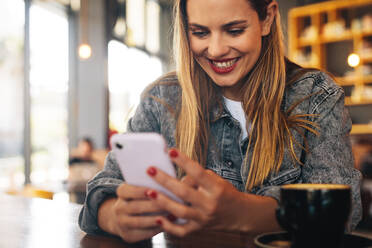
[110, 132, 183, 204]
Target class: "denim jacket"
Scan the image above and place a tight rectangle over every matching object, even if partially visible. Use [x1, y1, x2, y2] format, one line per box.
[79, 69, 362, 234]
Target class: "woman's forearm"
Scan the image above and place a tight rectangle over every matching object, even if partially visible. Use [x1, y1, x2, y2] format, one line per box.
[237, 193, 282, 234]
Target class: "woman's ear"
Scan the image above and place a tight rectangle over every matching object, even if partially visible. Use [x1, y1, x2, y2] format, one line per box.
[261, 1, 278, 36]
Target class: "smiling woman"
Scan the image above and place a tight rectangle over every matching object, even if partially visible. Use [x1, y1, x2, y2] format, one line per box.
[79, 0, 362, 243]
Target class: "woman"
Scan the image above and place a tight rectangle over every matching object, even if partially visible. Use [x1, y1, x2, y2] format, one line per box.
[79, 0, 362, 243]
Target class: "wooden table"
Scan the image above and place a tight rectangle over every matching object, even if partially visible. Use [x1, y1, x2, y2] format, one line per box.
[0, 194, 258, 248]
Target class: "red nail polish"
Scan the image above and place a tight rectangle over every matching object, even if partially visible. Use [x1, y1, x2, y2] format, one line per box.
[169, 149, 178, 158]
[156, 219, 162, 226]
[148, 190, 157, 199]
[147, 167, 157, 176]
[167, 214, 177, 222]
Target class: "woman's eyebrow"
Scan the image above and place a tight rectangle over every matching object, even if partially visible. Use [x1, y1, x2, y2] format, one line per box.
[188, 23, 208, 29]
[188, 20, 247, 29]
[222, 20, 247, 28]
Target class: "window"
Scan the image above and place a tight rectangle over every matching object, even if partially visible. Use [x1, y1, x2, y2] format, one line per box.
[29, 2, 69, 186]
[0, 0, 25, 190]
[108, 40, 162, 133]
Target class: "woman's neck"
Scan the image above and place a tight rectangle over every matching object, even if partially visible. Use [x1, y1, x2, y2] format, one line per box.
[222, 89, 242, 102]
[220, 75, 248, 101]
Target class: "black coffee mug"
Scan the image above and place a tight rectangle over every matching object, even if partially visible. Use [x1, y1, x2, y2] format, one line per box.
[276, 184, 351, 248]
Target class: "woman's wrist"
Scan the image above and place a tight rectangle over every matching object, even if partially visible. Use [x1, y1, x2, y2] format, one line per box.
[234, 193, 281, 233]
[98, 197, 118, 235]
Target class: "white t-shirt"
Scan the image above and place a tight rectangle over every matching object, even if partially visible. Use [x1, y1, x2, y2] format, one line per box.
[223, 97, 249, 141]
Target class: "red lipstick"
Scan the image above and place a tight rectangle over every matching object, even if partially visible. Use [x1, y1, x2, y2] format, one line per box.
[208, 58, 239, 74]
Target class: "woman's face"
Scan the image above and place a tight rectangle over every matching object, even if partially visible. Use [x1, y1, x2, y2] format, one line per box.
[187, 0, 272, 100]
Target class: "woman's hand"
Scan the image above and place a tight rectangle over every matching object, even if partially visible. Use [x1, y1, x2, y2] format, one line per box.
[99, 183, 164, 243]
[144, 148, 252, 237]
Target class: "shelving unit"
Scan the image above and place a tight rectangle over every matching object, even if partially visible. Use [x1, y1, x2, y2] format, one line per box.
[288, 0, 372, 135]
[351, 124, 372, 135]
[345, 97, 372, 106]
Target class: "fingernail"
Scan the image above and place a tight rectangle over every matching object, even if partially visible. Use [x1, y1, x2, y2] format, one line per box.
[167, 214, 177, 222]
[147, 190, 157, 199]
[169, 149, 178, 158]
[144, 189, 150, 197]
[147, 167, 157, 176]
[156, 219, 162, 226]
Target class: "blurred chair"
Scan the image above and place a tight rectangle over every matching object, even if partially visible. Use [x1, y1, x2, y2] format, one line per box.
[67, 137, 108, 203]
[67, 161, 100, 203]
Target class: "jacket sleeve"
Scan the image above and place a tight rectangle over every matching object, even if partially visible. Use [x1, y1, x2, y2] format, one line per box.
[299, 88, 362, 231]
[78, 87, 161, 235]
[255, 86, 362, 231]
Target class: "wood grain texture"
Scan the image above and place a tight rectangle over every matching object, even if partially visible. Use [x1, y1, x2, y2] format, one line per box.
[0, 194, 258, 248]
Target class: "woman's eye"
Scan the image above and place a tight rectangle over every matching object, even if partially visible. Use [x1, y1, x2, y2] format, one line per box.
[191, 30, 209, 38]
[228, 29, 244, 36]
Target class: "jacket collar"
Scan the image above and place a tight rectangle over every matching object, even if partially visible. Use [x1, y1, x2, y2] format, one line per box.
[210, 94, 234, 122]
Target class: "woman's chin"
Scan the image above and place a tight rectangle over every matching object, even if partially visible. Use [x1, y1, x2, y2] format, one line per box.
[210, 76, 240, 88]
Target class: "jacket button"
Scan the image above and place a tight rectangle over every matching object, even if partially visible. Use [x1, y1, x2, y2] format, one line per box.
[227, 121, 234, 128]
[226, 160, 233, 167]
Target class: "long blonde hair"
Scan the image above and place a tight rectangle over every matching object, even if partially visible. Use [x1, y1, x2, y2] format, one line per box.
[173, 0, 318, 190]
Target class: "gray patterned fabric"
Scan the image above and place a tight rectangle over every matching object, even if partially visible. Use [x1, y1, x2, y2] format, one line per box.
[79, 67, 362, 235]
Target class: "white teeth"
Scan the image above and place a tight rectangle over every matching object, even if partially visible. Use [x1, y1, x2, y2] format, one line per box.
[212, 58, 237, 68]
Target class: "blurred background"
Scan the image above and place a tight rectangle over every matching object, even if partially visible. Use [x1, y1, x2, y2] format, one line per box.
[0, 0, 372, 208]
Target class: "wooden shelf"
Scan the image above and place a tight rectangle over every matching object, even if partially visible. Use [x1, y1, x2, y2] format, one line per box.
[351, 124, 372, 135]
[361, 29, 372, 37]
[363, 75, 372, 84]
[289, 0, 372, 18]
[320, 31, 353, 43]
[298, 37, 317, 47]
[345, 97, 372, 106]
[336, 76, 357, 86]
[336, 75, 372, 86]
[296, 29, 371, 47]
[362, 57, 372, 63]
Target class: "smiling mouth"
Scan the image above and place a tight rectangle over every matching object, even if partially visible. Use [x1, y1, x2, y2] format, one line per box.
[208, 58, 240, 74]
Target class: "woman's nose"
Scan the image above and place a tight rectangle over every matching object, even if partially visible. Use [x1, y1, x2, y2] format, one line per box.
[207, 34, 229, 58]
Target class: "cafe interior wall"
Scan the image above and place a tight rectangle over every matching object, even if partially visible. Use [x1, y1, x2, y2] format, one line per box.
[71, 0, 108, 150]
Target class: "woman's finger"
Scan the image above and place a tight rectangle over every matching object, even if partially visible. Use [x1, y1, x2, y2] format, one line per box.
[118, 215, 164, 229]
[146, 189, 204, 222]
[147, 166, 202, 206]
[124, 200, 164, 215]
[155, 216, 201, 237]
[119, 227, 162, 243]
[116, 183, 150, 200]
[168, 148, 216, 191]
[181, 175, 198, 189]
